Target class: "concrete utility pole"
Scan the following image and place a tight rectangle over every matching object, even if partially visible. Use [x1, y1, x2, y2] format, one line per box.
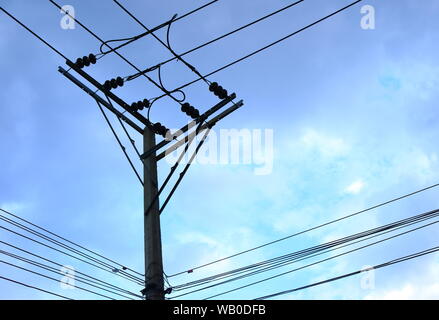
[143, 128, 164, 300]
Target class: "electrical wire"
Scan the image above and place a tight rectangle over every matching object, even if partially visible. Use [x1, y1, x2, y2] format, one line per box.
[0, 240, 143, 299]
[0, 7, 68, 60]
[0, 259, 116, 300]
[49, 0, 190, 108]
[0, 224, 144, 286]
[0, 208, 143, 278]
[203, 219, 439, 300]
[150, 0, 363, 101]
[114, 1, 210, 85]
[0, 250, 138, 300]
[167, 182, 439, 278]
[171, 210, 439, 293]
[128, 0, 305, 80]
[255, 244, 439, 300]
[0, 211, 144, 284]
[0, 275, 73, 300]
[100, 0, 219, 55]
[168, 209, 439, 298]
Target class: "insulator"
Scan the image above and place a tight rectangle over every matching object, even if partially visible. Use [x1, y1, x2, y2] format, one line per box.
[153, 122, 162, 132]
[75, 58, 84, 69]
[103, 80, 111, 91]
[116, 77, 124, 87]
[131, 102, 138, 110]
[193, 109, 200, 118]
[89, 53, 97, 65]
[209, 82, 218, 92]
[143, 99, 150, 109]
[136, 101, 144, 110]
[110, 78, 118, 89]
[82, 56, 90, 67]
[219, 88, 228, 99]
[181, 102, 190, 113]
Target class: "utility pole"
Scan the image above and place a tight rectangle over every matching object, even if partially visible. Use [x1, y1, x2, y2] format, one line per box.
[143, 127, 165, 300]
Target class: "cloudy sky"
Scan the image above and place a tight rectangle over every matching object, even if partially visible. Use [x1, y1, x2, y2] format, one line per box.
[1, 0, 439, 300]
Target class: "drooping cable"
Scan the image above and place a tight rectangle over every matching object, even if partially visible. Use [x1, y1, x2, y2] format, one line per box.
[150, 0, 363, 101]
[254, 244, 439, 300]
[167, 182, 439, 278]
[0, 208, 144, 278]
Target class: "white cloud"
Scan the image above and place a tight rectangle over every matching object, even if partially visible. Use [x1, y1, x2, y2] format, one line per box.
[344, 180, 365, 195]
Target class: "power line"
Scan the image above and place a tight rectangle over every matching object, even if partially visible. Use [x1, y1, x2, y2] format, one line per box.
[0, 259, 116, 300]
[169, 209, 439, 298]
[0, 223, 144, 286]
[168, 182, 439, 278]
[128, 0, 305, 80]
[0, 7, 68, 60]
[0, 210, 144, 283]
[203, 219, 439, 300]
[113, 0, 211, 85]
[0, 249, 138, 300]
[171, 209, 439, 292]
[0, 275, 73, 300]
[0, 240, 143, 299]
[49, 0, 191, 107]
[151, 0, 364, 101]
[0, 208, 144, 277]
[255, 244, 439, 300]
[100, 0, 219, 55]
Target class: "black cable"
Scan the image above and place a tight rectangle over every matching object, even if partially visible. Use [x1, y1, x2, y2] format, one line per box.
[0, 275, 73, 300]
[0, 7, 68, 60]
[169, 210, 439, 298]
[151, 0, 363, 101]
[0, 224, 143, 286]
[49, 0, 188, 107]
[95, 98, 144, 186]
[0, 259, 116, 300]
[100, 0, 219, 55]
[168, 182, 439, 278]
[0, 240, 143, 299]
[202, 219, 439, 300]
[0, 208, 144, 278]
[113, 1, 210, 86]
[255, 245, 439, 300]
[0, 212, 144, 284]
[0, 250, 137, 300]
[131, 0, 305, 79]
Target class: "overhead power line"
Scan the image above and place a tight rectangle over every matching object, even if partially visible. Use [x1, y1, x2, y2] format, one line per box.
[0, 249, 138, 300]
[168, 182, 439, 278]
[100, 0, 219, 55]
[0, 208, 144, 278]
[0, 7, 68, 60]
[49, 0, 193, 107]
[0, 259, 116, 300]
[169, 209, 439, 299]
[0, 240, 142, 299]
[255, 244, 439, 300]
[151, 0, 364, 101]
[128, 0, 305, 80]
[170, 208, 439, 293]
[0, 275, 73, 300]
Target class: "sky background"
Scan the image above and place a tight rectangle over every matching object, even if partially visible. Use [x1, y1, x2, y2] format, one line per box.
[1, 0, 439, 300]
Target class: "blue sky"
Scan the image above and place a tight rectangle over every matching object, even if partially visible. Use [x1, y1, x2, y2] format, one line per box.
[1, 0, 439, 300]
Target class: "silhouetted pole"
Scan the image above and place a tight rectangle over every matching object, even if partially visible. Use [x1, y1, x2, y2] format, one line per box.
[143, 127, 164, 300]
